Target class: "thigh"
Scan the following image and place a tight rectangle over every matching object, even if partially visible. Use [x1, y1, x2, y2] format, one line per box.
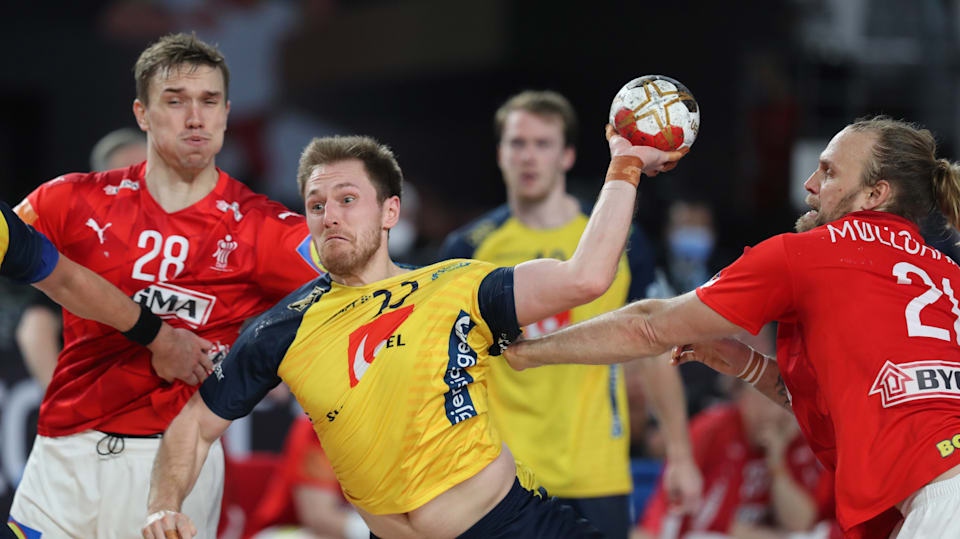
[557, 494, 631, 539]
[9, 434, 100, 537]
[96, 436, 164, 538]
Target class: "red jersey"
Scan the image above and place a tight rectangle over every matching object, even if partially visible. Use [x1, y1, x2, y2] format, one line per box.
[640, 405, 825, 536]
[16, 163, 320, 436]
[697, 211, 960, 535]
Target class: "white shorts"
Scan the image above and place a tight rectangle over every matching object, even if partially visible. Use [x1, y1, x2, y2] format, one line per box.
[892, 471, 960, 538]
[8, 431, 224, 538]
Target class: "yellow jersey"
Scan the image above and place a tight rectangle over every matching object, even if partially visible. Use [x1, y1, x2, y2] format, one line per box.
[199, 259, 522, 514]
[439, 204, 658, 497]
[0, 200, 59, 284]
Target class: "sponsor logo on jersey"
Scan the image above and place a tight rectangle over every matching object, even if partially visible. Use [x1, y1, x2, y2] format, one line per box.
[287, 282, 331, 312]
[103, 179, 140, 195]
[869, 360, 960, 407]
[346, 304, 414, 387]
[85, 218, 112, 244]
[216, 200, 244, 222]
[296, 235, 324, 273]
[278, 211, 299, 220]
[132, 282, 217, 328]
[444, 310, 478, 425]
[209, 341, 230, 381]
[936, 432, 960, 457]
[211, 234, 238, 271]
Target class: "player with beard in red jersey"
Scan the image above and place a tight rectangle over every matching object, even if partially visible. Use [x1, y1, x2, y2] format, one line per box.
[7, 33, 319, 538]
[506, 116, 960, 538]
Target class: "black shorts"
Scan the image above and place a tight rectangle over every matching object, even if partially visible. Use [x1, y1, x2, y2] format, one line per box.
[370, 478, 603, 539]
[557, 494, 631, 539]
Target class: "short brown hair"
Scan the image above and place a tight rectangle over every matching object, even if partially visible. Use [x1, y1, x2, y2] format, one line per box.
[297, 135, 403, 203]
[847, 116, 960, 230]
[134, 33, 230, 105]
[494, 90, 578, 147]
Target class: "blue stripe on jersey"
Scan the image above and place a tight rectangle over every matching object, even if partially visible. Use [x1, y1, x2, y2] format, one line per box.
[444, 310, 478, 425]
[0, 200, 59, 284]
[200, 274, 333, 420]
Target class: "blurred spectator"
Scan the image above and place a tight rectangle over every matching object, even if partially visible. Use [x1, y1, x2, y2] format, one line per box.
[89, 127, 147, 171]
[634, 379, 839, 539]
[664, 200, 717, 294]
[225, 416, 368, 539]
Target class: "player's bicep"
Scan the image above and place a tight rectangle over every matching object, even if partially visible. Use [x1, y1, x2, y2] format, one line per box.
[512, 258, 594, 327]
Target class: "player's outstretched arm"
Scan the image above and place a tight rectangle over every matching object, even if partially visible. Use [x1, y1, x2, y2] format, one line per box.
[505, 291, 741, 369]
[33, 255, 214, 385]
[672, 338, 792, 411]
[142, 392, 232, 539]
[512, 126, 684, 327]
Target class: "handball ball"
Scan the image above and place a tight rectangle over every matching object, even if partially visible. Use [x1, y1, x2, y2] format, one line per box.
[609, 75, 699, 151]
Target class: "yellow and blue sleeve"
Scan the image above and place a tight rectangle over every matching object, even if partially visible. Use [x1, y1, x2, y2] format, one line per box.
[0, 200, 59, 284]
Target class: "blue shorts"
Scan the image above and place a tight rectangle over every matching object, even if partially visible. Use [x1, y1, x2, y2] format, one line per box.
[370, 479, 602, 539]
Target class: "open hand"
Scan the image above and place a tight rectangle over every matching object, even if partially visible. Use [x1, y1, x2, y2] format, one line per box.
[670, 338, 753, 377]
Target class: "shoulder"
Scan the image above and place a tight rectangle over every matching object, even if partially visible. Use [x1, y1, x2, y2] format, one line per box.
[221, 177, 306, 225]
[438, 204, 512, 259]
[246, 274, 334, 339]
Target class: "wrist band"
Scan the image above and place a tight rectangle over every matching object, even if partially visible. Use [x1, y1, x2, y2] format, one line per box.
[605, 155, 645, 187]
[122, 304, 163, 346]
[736, 349, 769, 386]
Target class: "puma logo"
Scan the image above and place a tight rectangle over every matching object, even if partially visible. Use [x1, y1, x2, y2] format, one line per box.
[85, 218, 112, 244]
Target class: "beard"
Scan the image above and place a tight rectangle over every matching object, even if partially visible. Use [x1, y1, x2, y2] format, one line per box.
[794, 191, 860, 233]
[319, 225, 383, 276]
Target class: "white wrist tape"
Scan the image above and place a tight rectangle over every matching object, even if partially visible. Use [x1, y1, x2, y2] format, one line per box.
[737, 350, 769, 386]
[143, 510, 177, 528]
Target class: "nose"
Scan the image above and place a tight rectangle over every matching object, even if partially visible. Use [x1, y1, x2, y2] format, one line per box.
[803, 170, 820, 194]
[186, 101, 203, 129]
[322, 204, 340, 228]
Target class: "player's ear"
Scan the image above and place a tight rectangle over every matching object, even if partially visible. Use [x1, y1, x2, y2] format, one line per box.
[562, 145, 576, 172]
[863, 179, 892, 211]
[133, 99, 149, 131]
[382, 195, 401, 230]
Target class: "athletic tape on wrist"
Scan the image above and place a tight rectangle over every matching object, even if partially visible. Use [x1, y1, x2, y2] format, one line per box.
[122, 303, 163, 346]
[143, 510, 177, 529]
[605, 155, 644, 187]
[737, 350, 769, 386]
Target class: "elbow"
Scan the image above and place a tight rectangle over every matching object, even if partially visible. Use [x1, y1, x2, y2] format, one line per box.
[571, 267, 616, 305]
[622, 303, 669, 357]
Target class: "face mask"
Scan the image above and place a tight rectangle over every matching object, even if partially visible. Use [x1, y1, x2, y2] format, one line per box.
[668, 226, 714, 262]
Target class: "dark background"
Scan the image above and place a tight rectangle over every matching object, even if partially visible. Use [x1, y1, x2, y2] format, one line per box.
[2, 0, 959, 519]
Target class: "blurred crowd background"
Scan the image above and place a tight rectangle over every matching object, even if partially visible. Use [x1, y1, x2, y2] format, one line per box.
[2, 0, 960, 535]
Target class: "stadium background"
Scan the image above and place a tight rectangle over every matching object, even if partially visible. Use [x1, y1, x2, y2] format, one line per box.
[1, 0, 958, 526]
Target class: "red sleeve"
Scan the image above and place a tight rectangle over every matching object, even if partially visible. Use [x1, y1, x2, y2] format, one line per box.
[253, 207, 322, 296]
[16, 175, 80, 247]
[696, 235, 796, 335]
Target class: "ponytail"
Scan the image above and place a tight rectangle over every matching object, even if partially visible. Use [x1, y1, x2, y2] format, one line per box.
[933, 158, 960, 231]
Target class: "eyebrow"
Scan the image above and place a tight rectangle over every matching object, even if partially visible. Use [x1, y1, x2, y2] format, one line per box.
[161, 88, 223, 98]
[819, 157, 836, 171]
[305, 182, 359, 199]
